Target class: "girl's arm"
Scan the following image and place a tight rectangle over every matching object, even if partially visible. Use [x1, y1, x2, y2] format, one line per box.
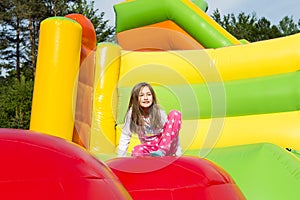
[117, 110, 132, 157]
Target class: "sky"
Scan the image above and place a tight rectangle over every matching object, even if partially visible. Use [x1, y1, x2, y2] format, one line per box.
[93, 0, 300, 26]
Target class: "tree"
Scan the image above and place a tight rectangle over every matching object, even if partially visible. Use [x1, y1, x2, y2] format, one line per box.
[278, 16, 300, 36]
[42, 0, 78, 16]
[0, 0, 50, 81]
[212, 10, 257, 41]
[254, 17, 281, 41]
[0, 0, 32, 81]
[211, 9, 300, 42]
[0, 76, 33, 129]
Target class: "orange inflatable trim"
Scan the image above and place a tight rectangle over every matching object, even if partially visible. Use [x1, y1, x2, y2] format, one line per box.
[117, 20, 204, 51]
[65, 14, 97, 148]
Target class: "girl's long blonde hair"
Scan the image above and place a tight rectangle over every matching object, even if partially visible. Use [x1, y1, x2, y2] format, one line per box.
[127, 82, 163, 133]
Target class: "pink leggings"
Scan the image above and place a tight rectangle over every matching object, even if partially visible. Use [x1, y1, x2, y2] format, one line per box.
[132, 110, 182, 156]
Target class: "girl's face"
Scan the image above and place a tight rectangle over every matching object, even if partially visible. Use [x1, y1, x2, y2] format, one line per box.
[138, 86, 153, 109]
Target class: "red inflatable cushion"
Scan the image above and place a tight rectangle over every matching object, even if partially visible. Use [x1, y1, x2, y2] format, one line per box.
[107, 156, 245, 200]
[0, 128, 131, 200]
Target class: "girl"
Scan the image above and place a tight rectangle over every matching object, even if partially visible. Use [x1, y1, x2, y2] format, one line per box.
[118, 82, 182, 157]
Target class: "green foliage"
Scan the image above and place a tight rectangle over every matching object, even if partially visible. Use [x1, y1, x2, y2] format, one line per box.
[0, 0, 34, 80]
[0, 76, 33, 129]
[211, 9, 300, 42]
[42, 0, 79, 16]
[278, 16, 300, 36]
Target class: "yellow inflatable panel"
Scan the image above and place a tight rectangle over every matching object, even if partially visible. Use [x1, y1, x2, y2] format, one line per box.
[119, 33, 300, 86]
[90, 43, 122, 154]
[213, 33, 300, 81]
[116, 111, 300, 154]
[30, 17, 82, 141]
[119, 49, 212, 86]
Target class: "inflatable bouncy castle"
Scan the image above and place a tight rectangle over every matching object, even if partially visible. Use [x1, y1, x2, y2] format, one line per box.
[1, 0, 300, 199]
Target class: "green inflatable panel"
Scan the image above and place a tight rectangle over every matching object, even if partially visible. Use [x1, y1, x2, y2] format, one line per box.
[185, 143, 300, 200]
[114, 0, 237, 48]
[117, 71, 300, 122]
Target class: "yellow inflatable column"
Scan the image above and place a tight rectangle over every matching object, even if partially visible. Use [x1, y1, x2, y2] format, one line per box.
[90, 43, 121, 154]
[30, 17, 82, 141]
